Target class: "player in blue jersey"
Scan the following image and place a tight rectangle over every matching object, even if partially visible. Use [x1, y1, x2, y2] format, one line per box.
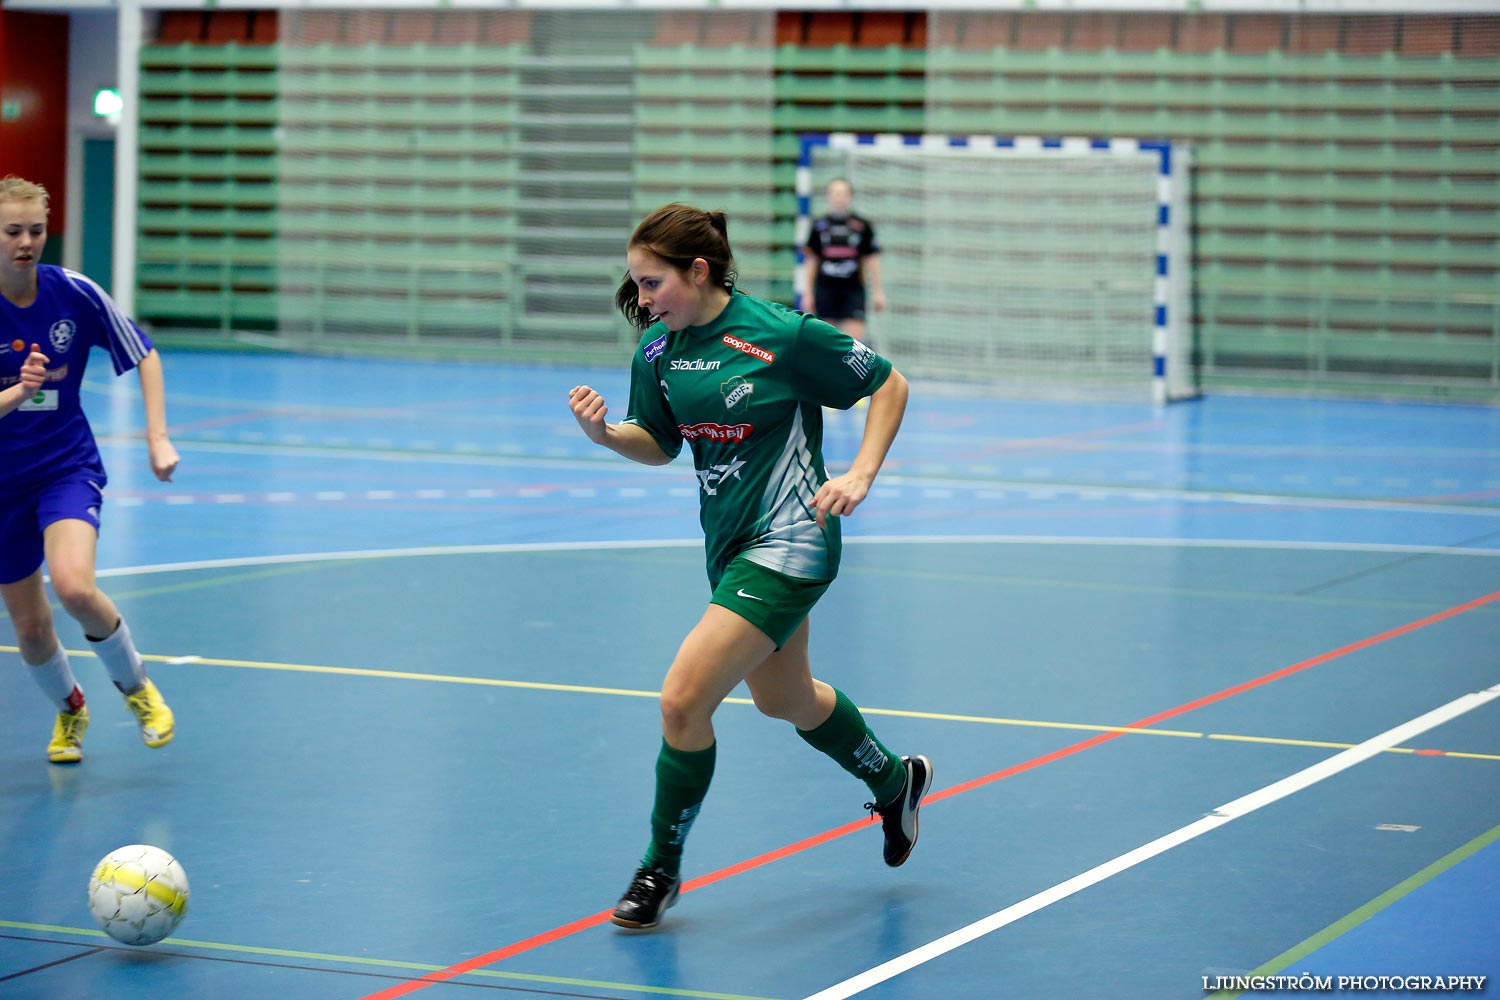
[568, 203, 931, 930]
[1, 176, 177, 764]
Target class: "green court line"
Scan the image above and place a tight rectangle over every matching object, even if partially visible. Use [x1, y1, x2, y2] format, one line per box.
[0, 920, 777, 1000]
[1211, 824, 1500, 999]
[35, 539, 1500, 623]
[121, 550, 1492, 619]
[99, 561, 358, 603]
[0, 561, 368, 623]
[840, 559, 1500, 616]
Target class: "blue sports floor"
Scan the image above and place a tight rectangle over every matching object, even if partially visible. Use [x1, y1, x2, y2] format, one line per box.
[2, 351, 1497, 999]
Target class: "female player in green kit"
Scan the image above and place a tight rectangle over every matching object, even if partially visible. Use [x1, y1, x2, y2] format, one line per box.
[568, 203, 932, 930]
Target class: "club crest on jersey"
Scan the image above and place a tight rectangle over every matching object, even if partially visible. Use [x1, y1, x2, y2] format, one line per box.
[643, 333, 668, 362]
[49, 320, 77, 355]
[721, 376, 754, 413]
[842, 339, 876, 379]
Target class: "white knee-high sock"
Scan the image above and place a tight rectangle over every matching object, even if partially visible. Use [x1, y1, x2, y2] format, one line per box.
[28, 646, 85, 712]
[90, 618, 147, 694]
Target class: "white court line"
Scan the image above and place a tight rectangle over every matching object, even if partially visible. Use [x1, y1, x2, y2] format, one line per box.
[853, 534, 1500, 556]
[92, 539, 704, 577]
[801, 681, 1500, 1000]
[88, 535, 1500, 579]
[875, 474, 1500, 518]
[94, 436, 1500, 517]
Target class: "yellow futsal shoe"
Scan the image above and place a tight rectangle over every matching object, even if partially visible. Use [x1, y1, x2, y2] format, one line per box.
[123, 679, 175, 748]
[47, 706, 89, 763]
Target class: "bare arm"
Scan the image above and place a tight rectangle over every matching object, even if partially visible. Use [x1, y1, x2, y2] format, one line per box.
[0, 345, 49, 419]
[864, 253, 886, 311]
[136, 349, 180, 481]
[568, 384, 674, 466]
[0, 383, 23, 418]
[812, 366, 908, 527]
[802, 253, 821, 312]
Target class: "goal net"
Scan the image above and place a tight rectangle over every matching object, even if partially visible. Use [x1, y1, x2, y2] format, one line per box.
[797, 134, 1194, 402]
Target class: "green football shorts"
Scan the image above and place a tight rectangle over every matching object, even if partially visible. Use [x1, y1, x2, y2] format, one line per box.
[710, 556, 833, 649]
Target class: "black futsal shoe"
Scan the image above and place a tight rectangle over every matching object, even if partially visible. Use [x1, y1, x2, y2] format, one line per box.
[610, 866, 681, 929]
[866, 754, 934, 867]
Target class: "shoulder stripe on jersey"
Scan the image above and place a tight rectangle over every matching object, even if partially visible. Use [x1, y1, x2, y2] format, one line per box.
[63, 268, 149, 367]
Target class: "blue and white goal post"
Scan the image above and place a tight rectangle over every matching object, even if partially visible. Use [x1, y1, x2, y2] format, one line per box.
[797, 133, 1196, 404]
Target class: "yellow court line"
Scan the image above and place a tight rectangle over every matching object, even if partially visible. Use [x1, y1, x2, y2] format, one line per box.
[150, 650, 663, 701]
[857, 705, 1203, 738]
[1206, 733, 1500, 761]
[1208, 734, 1361, 751]
[6, 645, 1498, 762]
[0, 921, 775, 1000]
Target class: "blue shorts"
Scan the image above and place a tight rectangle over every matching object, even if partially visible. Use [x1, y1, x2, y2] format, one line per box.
[0, 466, 107, 585]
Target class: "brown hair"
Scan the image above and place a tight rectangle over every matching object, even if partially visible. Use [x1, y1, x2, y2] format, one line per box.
[615, 203, 737, 331]
[0, 175, 51, 214]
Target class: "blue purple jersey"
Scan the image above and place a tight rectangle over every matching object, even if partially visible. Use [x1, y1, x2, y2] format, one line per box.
[1, 265, 154, 492]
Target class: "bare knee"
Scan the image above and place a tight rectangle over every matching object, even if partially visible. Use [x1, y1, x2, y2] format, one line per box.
[49, 574, 100, 622]
[2, 587, 58, 660]
[658, 689, 697, 736]
[658, 681, 716, 748]
[751, 672, 834, 731]
[751, 684, 811, 723]
[9, 604, 56, 650]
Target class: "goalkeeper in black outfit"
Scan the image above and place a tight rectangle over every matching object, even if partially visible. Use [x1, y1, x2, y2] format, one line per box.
[803, 177, 885, 347]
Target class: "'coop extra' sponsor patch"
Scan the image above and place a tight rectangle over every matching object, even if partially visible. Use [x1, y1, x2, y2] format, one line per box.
[722, 335, 774, 363]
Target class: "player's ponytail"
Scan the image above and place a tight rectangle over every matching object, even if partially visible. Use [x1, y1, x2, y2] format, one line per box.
[616, 203, 738, 331]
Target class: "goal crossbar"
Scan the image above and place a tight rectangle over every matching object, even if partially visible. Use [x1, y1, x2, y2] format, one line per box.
[796, 133, 1194, 403]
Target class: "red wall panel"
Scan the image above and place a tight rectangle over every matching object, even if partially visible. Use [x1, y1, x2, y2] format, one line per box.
[0, 8, 70, 237]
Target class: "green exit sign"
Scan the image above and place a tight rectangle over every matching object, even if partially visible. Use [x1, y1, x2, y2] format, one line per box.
[1, 98, 21, 122]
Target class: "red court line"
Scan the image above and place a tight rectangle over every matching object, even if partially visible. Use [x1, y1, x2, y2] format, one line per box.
[358, 825, 882, 1000]
[361, 589, 1500, 1000]
[930, 588, 1500, 803]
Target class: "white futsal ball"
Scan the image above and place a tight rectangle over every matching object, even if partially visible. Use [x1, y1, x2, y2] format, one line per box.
[87, 844, 190, 946]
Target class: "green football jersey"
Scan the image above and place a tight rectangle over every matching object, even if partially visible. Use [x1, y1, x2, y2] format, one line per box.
[623, 289, 892, 585]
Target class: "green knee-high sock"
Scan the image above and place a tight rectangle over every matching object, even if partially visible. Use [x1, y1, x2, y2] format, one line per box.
[641, 740, 716, 877]
[797, 688, 905, 806]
